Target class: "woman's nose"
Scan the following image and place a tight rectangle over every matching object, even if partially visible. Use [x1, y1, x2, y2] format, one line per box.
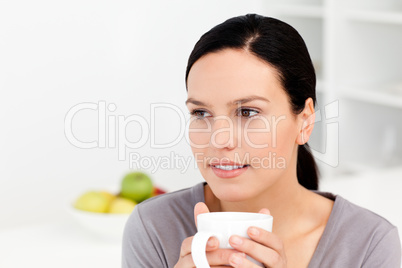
[210, 115, 238, 149]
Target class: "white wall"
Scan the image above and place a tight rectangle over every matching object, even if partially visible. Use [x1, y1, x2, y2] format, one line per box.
[0, 0, 264, 229]
[2, 0, 402, 234]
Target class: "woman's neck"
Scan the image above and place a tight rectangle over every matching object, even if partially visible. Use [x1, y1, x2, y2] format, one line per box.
[203, 173, 316, 237]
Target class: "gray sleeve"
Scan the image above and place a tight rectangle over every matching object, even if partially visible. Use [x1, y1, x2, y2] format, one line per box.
[362, 226, 402, 268]
[122, 205, 164, 268]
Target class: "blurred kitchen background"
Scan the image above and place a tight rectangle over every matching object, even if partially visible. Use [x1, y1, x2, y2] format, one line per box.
[1, 0, 401, 267]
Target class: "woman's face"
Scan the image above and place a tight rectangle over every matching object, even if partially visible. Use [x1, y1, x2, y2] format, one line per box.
[186, 49, 306, 202]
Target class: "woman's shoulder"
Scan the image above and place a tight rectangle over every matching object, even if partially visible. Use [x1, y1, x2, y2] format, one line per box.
[310, 191, 401, 267]
[329, 193, 396, 232]
[314, 191, 395, 230]
[122, 182, 206, 267]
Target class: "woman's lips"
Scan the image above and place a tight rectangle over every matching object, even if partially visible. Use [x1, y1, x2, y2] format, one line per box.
[210, 164, 249, 178]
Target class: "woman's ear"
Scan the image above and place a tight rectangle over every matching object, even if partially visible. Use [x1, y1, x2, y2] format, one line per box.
[296, 98, 315, 145]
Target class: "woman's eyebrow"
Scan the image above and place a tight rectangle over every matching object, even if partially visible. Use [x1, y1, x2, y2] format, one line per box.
[185, 95, 270, 107]
[231, 95, 270, 106]
[185, 98, 207, 106]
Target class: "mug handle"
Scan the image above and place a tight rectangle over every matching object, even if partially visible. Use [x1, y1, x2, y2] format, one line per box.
[191, 231, 220, 268]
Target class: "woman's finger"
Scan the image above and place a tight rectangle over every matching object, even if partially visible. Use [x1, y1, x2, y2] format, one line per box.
[229, 252, 259, 268]
[206, 249, 244, 267]
[258, 208, 271, 215]
[194, 202, 210, 227]
[179, 236, 220, 258]
[228, 228, 286, 267]
[229, 235, 280, 267]
[248, 227, 284, 254]
[179, 237, 194, 258]
[178, 246, 241, 268]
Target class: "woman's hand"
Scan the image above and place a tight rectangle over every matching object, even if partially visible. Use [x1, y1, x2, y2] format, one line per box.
[174, 202, 241, 268]
[228, 209, 287, 268]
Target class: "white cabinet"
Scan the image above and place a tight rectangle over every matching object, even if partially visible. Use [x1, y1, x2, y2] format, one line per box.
[262, 0, 402, 178]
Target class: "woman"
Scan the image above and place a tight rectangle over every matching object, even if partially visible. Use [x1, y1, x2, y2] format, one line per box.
[122, 14, 401, 267]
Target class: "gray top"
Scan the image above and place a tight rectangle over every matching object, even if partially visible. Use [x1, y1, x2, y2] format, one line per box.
[122, 182, 401, 267]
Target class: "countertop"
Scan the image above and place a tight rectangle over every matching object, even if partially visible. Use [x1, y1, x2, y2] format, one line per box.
[0, 219, 122, 268]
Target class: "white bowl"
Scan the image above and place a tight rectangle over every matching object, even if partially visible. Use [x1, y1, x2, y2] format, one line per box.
[66, 185, 166, 241]
[66, 204, 130, 242]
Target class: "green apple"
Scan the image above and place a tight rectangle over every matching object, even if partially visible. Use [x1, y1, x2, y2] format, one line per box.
[73, 191, 112, 213]
[120, 172, 153, 203]
[108, 197, 137, 214]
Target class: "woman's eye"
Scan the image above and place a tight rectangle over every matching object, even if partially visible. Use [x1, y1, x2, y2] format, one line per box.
[190, 109, 211, 119]
[237, 108, 259, 118]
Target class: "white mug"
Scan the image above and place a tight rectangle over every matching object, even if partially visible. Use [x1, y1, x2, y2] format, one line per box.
[191, 212, 273, 268]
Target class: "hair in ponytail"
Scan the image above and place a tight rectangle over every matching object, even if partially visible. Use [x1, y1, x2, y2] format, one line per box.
[185, 14, 319, 190]
[297, 144, 319, 190]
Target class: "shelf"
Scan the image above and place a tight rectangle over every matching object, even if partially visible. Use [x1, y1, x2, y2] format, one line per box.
[338, 84, 402, 109]
[267, 5, 324, 18]
[345, 10, 402, 25]
[260, 1, 402, 185]
[318, 155, 402, 180]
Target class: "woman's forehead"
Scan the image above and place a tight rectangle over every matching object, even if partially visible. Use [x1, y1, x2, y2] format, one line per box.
[186, 49, 282, 100]
[188, 49, 277, 81]
[187, 49, 280, 90]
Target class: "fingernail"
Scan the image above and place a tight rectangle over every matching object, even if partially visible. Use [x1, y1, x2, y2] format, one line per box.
[260, 208, 270, 215]
[249, 227, 259, 237]
[207, 239, 215, 247]
[230, 253, 244, 265]
[230, 236, 243, 245]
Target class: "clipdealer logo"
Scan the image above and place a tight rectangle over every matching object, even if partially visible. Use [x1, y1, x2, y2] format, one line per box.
[64, 101, 187, 161]
[64, 100, 339, 172]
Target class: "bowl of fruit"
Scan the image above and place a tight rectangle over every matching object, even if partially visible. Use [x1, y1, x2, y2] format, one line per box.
[68, 171, 166, 241]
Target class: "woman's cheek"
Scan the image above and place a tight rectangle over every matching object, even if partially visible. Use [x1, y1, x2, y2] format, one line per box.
[189, 132, 210, 150]
[242, 117, 273, 149]
[270, 118, 298, 165]
[189, 120, 211, 151]
[244, 116, 294, 169]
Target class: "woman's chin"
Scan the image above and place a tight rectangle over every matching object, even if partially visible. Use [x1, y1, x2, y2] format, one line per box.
[208, 182, 253, 203]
